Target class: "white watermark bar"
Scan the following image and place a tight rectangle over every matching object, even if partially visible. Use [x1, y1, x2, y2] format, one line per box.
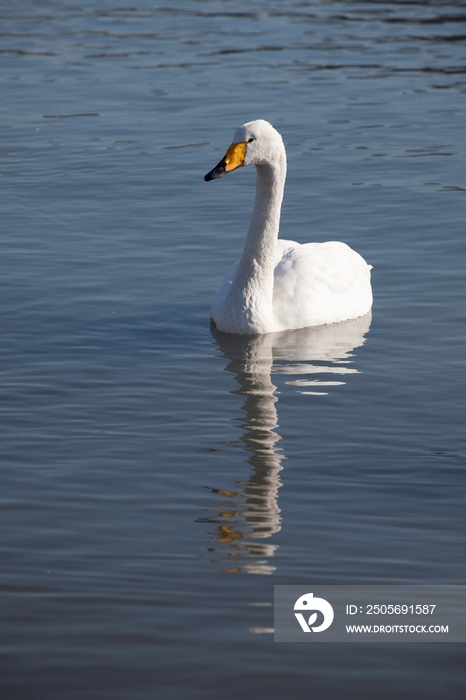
[274, 586, 466, 642]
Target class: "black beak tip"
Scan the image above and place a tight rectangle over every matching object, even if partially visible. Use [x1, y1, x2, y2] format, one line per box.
[204, 158, 227, 182]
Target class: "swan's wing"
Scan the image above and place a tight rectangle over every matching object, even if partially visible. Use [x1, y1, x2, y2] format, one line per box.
[273, 240, 372, 328]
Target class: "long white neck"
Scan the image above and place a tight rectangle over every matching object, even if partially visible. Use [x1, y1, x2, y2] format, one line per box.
[227, 153, 286, 333]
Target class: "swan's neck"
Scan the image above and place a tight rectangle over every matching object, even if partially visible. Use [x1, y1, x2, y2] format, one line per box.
[228, 156, 286, 333]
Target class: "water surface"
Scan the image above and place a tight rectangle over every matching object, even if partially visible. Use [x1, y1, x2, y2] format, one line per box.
[1, 2, 465, 698]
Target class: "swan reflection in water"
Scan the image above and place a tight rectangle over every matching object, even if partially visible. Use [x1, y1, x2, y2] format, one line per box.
[198, 313, 372, 574]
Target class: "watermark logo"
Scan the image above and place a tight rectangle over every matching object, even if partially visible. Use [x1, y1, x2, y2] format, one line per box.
[275, 585, 466, 642]
[294, 592, 334, 633]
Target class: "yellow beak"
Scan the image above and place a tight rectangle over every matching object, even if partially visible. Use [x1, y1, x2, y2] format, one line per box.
[204, 141, 247, 181]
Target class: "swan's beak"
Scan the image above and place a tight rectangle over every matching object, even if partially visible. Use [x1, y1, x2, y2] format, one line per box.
[204, 141, 247, 181]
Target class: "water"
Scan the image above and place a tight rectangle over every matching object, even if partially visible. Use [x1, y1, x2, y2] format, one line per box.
[1, 1, 465, 698]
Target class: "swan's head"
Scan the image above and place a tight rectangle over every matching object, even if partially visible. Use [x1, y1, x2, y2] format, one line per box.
[204, 119, 285, 181]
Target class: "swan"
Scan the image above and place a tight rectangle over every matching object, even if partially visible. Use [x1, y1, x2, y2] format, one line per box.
[204, 119, 372, 335]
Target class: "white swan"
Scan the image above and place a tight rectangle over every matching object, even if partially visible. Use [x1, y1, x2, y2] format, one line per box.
[205, 119, 372, 335]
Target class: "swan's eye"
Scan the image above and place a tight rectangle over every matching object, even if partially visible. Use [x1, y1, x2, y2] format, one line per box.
[247, 138, 255, 143]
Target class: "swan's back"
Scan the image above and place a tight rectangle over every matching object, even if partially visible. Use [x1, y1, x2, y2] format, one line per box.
[272, 239, 372, 330]
[211, 238, 372, 333]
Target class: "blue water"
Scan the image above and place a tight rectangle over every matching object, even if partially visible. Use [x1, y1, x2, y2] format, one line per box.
[1, 1, 465, 698]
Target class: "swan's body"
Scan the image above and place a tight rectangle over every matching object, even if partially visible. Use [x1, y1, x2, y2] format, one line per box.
[205, 120, 372, 335]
